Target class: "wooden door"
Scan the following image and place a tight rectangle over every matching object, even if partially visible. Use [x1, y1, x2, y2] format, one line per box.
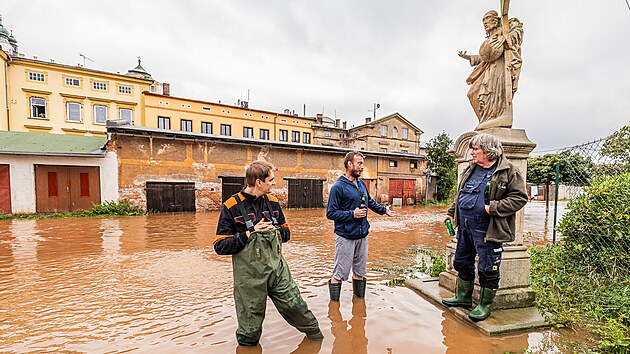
[68, 167, 101, 211]
[221, 177, 245, 203]
[389, 178, 415, 205]
[0, 165, 11, 214]
[36, 165, 71, 212]
[288, 179, 323, 208]
[146, 182, 196, 212]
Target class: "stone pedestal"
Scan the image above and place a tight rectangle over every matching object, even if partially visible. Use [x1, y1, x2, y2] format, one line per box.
[439, 127, 536, 309]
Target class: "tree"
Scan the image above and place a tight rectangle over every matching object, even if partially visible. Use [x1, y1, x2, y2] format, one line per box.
[426, 132, 457, 201]
[527, 151, 592, 226]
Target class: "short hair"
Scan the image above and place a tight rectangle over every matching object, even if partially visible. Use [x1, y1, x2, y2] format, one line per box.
[469, 133, 503, 161]
[246, 160, 275, 187]
[343, 151, 364, 170]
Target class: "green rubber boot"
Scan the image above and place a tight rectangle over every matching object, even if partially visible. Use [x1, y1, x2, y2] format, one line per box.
[468, 287, 496, 321]
[352, 277, 367, 298]
[328, 280, 341, 301]
[441, 277, 473, 307]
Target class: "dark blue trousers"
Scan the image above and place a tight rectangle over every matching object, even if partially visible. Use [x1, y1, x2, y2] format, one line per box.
[453, 215, 503, 289]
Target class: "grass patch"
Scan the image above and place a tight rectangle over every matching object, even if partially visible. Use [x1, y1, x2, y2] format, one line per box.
[374, 248, 446, 287]
[530, 245, 630, 352]
[0, 200, 147, 220]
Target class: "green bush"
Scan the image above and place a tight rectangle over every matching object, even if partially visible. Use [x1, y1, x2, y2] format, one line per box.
[558, 172, 630, 275]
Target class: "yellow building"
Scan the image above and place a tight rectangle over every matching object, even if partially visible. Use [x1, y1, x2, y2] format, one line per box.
[143, 93, 315, 144]
[5, 56, 153, 136]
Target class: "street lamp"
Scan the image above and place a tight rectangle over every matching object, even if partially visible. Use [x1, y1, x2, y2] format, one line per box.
[369, 103, 380, 120]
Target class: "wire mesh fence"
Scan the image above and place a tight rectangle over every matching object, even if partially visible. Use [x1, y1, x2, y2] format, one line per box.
[553, 128, 630, 280]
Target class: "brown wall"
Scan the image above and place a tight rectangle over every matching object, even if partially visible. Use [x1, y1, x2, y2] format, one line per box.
[110, 130, 427, 211]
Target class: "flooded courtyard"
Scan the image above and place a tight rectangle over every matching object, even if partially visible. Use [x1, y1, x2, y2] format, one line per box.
[0, 204, 564, 353]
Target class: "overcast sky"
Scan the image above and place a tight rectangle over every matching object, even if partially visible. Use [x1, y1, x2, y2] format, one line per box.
[3, 1, 630, 153]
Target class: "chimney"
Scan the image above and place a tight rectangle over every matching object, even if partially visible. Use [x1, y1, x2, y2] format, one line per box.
[284, 109, 290, 114]
[162, 83, 170, 96]
[240, 100, 249, 108]
[342, 121, 347, 129]
[365, 117, 371, 124]
[335, 119, 341, 128]
[316, 114, 323, 124]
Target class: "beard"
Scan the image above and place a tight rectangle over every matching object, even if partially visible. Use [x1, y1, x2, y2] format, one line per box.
[351, 168, 362, 178]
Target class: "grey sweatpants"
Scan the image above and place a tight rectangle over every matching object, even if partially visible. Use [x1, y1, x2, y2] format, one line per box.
[332, 235, 368, 281]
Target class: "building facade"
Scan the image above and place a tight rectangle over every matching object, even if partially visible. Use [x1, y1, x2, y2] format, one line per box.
[143, 93, 315, 144]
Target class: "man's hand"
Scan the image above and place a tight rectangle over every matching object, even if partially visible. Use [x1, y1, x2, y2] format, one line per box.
[444, 215, 454, 223]
[485, 205, 490, 214]
[385, 206, 396, 217]
[253, 219, 275, 232]
[353, 208, 367, 218]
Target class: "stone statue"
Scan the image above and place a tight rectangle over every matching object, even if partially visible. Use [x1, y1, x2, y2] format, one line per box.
[459, 8, 523, 130]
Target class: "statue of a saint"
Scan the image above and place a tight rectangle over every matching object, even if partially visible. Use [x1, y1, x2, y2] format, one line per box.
[459, 10, 523, 130]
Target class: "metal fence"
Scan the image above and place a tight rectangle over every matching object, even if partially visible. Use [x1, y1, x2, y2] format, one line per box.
[552, 133, 630, 279]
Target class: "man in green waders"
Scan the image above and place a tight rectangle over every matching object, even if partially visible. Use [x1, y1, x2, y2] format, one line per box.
[214, 160, 323, 346]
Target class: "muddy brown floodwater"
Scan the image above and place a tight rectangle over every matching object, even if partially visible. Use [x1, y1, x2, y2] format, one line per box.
[0, 205, 565, 353]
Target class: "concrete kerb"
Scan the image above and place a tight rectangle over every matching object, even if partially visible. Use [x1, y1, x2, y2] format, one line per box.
[405, 278, 551, 336]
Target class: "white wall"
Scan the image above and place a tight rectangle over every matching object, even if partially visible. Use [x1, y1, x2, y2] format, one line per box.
[0, 152, 118, 214]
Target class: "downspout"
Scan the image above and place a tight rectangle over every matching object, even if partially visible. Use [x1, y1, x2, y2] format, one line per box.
[4, 55, 10, 131]
[274, 113, 278, 141]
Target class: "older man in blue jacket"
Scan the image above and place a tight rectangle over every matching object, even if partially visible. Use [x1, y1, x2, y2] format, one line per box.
[326, 151, 395, 301]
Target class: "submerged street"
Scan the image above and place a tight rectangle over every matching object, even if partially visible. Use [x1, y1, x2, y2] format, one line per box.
[0, 204, 561, 353]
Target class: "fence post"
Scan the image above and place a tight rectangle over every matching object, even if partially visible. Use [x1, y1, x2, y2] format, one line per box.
[552, 161, 560, 244]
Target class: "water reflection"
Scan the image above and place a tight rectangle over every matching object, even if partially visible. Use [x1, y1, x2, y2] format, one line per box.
[0, 207, 560, 353]
[328, 297, 368, 354]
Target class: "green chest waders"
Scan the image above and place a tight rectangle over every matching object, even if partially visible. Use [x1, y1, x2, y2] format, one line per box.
[231, 195, 321, 346]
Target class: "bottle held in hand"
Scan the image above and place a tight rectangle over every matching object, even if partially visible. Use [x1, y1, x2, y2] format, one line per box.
[359, 195, 367, 218]
[445, 219, 455, 237]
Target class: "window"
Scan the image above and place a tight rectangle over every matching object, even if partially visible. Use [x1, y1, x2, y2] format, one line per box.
[118, 85, 132, 94]
[202, 106, 211, 111]
[389, 160, 398, 167]
[221, 124, 231, 136]
[29, 97, 47, 118]
[260, 129, 269, 140]
[392, 127, 398, 139]
[380, 125, 388, 137]
[291, 131, 300, 143]
[402, 128, 408, 140]
[65, 77, 80, 87]
[66, 102, 82, 122]
[93, 81, 108, 91]
[201, 122, 212, 134]
[80, 173, 90, 197]
[28, 72, 45, 82]
[243, 127, 253, 138]
[380, 148, 388, 153]
[93, 105, 108, 124]
[323, 130, 331, 138]
[181, 119, 192, 132]
[158, 116, 171, 129]
[353, 132, 358, 137]
[410, 161, 418, 169]
[119, 108, 133, 124]
[279, 130, 288, 141]
[303, 132, 311, 144]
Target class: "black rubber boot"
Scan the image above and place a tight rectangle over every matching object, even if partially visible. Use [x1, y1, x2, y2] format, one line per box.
[328, 280, 341, 301]
[441, 276, 473, 307]
[352, 277, 367, 298]
[469, 287, 496, 321]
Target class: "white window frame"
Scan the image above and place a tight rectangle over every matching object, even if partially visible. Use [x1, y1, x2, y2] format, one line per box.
[29, 97, 47, 118]
[380, 125, 388, 137]
[28, 72, 45, 82]
[291, 131, 300, 143]
[119, 108, 133, 124]
[260, 129, 269, 140]
[93, 104, 108, 124]
[66, 102, 82, 122]
[65, 77, 80, 87]
[93, 81, 108, 91]
[392, 127, 398, 139]
[221, 124, 231, 136]
[243, 127, 254, 138]
[117, 85, 132, 94]
[402, 128, 408, 140]
[279, 130, 288, 142]
[303, 132, 311, 144]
